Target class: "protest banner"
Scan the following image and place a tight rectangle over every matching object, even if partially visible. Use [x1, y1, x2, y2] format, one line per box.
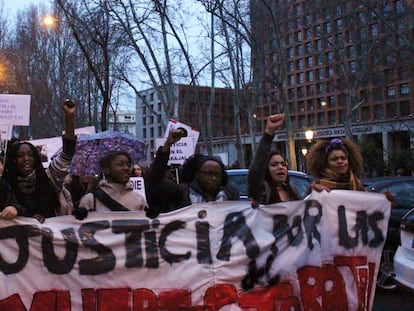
[0, 190, 390, 311]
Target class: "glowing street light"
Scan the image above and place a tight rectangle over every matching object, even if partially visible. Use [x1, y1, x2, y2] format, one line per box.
[42, 15, 56, 28]
[301, 147, 308, 157]
[305, 129, 314, 143]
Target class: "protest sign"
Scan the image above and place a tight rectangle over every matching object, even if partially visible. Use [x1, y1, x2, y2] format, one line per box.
[164, 119, 199, 153]
[0, 190, 390, 311]
[155, 136, 195, 165]
[0, 94, 30, 126]
[129, 176, 147, 201]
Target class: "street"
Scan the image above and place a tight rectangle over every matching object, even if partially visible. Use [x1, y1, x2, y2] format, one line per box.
[373, 286, 414, 310]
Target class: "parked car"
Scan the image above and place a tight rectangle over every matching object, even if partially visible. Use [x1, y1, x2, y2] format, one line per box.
[394, 207, 414, 290]
[366, 176, 414, 290]
[226, 169, 313, 201]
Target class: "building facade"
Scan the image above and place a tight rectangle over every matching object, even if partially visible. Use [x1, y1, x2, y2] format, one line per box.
[108, 110, 137, 136]
[250, 0, 414, 175]
[135, 84, 238, 164]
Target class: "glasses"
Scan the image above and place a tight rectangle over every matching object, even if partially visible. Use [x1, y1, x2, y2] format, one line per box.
[269, 161, 288, 167]
[200, 171, 222, 179]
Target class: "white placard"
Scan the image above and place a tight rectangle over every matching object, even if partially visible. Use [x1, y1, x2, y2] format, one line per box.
[0, 94, 31, 126]
[164, 119, 199, 146]
[155, 137, 195, 165]
[129, 176, 147, 201]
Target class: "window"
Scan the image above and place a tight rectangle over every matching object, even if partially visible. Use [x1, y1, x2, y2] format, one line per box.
[400, 84, 409, 96]
[374, 105, 384, 119]
[307, 71, 314, 82]
[296, 31, 302, 41]
[371, 23, 379, 36]
[318, 112, 326, 125]
[400, 101, 410, 116]
[336, 18, 342, 29]
[297, 59, 305, 70]
[326, 22, 331, 33]
[150, 93, 154, 101]
[288, 61, 294, 72]
[316, 39, 322, 51]
[306, 56, 313, 66]
[305, 42, 312, 53]
[297, 73, 305, 84]
[328, 111, 336, 124]
[387, 86, 396, 98]
[288, 47, 294, 58]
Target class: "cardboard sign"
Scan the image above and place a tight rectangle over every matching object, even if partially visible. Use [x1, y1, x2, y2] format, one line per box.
[155, 137, 195, 165]
[129, 176, 147, 200]
[164, 119, 199, 153]
[0, 94, 31, 126]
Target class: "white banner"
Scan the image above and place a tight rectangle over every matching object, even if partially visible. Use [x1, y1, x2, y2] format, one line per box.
[0, 94, 31, 126]
[0, 190, 390, 311]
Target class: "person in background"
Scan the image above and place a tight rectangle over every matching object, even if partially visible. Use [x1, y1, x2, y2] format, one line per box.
[2, 99, 77, 221]
[248, 114, 299, 206]
[131, 163, 144, 177]
[306, 137, 365, 191]
[75, 150, 147, 218]
[145, 129, 239, 218]
[59, 173, 99, 215]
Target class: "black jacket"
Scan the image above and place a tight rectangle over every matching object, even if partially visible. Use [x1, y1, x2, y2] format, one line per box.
[145, 147, 239, 218]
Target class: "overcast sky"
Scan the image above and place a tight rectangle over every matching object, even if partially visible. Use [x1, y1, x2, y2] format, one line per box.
[4, 0, 47, 18]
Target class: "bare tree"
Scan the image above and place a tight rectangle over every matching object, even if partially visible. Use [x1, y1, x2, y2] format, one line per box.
[105, 1, 216, 150]
[55, 0, 128, 131]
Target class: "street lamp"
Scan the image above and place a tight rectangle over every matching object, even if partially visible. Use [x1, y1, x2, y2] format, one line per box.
[301, 147, 308, 157]
[305, 129, 314, 143]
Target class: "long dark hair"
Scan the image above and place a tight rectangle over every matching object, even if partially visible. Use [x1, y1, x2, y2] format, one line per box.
[3, 142, 59, 217]
[265, 150, 299, 203]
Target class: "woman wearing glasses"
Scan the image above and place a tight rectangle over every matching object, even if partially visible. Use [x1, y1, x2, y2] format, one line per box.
[248, 114, 299, 205]
[145, 129, 239, 218]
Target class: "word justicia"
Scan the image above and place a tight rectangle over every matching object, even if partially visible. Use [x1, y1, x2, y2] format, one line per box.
[0, 200, 385, 276]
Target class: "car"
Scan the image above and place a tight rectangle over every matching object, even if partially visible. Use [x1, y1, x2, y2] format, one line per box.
[366, 176, 414, 290]
[393, 207, 414, 290]
[226, 169, 313, 201]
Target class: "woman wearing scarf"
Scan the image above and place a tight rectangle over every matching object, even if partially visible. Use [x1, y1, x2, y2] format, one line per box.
[306, 137, 365, 192]
[248, 114, 299, 206]
[2, 100, 76, 221]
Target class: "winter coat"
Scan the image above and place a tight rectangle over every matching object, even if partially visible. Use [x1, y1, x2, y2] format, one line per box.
[78, 180, 148, 212]
[145, 147, 239, 218]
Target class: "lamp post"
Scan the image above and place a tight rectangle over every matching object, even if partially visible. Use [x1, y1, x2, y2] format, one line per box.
[301, 147, 308, 172]
[305, 129, 314, 143]
[301, 129, 314, 173]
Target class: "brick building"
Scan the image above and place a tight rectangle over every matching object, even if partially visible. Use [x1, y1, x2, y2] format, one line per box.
[250, 0, 413, 175]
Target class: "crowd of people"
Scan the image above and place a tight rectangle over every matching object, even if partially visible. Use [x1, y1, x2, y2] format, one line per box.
[0, 106, 373, 223]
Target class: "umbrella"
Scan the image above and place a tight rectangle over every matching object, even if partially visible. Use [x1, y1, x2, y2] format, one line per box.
[70, 130, 147, 176]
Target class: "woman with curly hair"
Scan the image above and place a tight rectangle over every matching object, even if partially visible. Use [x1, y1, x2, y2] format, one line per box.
[306, 137, 365, 191]
[248, 114, 299, 205]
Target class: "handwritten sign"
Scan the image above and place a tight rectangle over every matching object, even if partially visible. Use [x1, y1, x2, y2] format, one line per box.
[155, 137, 195, 165]
[0, 190, 390, 311]
[129, 176, 147, 200]
[0, 94, 30, 126]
